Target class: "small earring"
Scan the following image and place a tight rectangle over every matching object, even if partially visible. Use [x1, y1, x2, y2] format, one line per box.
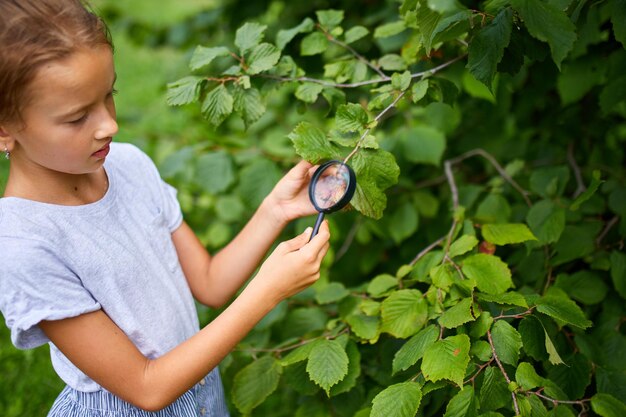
[4, 146, 9, 160]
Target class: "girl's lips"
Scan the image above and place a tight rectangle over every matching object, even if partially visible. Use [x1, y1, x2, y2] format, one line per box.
[92, 142, 111, 158]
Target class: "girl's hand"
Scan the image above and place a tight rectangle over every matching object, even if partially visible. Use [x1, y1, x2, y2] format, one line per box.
[251, 221, 330, 305]
[265, 160, 319, 225]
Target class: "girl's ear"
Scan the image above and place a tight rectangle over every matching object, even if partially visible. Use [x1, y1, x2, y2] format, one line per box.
[0, 125, 15, 152]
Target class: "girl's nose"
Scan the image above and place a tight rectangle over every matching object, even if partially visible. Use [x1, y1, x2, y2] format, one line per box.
[94, 105, 118, 139]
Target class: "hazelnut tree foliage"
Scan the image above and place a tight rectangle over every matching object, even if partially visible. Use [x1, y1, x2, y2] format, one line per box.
[165, 0, 626, 416]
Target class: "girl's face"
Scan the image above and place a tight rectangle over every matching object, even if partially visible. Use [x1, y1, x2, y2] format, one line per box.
[1, 46, 118, 176]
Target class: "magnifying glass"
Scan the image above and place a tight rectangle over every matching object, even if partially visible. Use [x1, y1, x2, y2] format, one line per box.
[308, 160, 357, 240]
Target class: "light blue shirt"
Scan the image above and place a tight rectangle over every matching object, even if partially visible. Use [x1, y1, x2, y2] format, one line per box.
[0, 143, 200, 392]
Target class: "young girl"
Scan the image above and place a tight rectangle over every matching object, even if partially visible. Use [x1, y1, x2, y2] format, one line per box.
[0, 1, 330, 415]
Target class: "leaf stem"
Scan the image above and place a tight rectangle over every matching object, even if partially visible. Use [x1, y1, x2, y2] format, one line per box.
[317, 24, 388, 79]
[343, 90, 406, 164]
[487, 329, 521, 416]
[492, 307, 535, 320]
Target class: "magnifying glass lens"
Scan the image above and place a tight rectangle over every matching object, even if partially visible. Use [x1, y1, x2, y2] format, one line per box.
[313, 164, 351, 210]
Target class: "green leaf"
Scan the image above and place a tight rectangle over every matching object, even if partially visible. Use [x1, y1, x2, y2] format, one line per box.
[215, 195, 245, 223]
[462, 254, 513, 295]
[476, 292, 528, 308]
[610, 0, 626, 48]
[544, 328, 565, 365]
[315, 282, 350, 304]
[611, 251, 626, 299]
[515, 362, 545, 390]
[381, 289, 428, 338]
[374, 21, 407, 38]
[530, 166, 570, 198]
[481, 367, 511, 411]
[511, 0, 577, 68]
[448, 235, 479, 258]
[439, 298, 476, 329]
[391, 70, 412, 91]
[554, 271, 609, 305]
[195, 151, 235, 194]
[371, 382, 422, 417]
[444, 386, 478, 417]
[570, 170, 604, 210]
[306, 339, 349, 395]
[279, 340, 321, 366]
[526, 200, 566, 245]
[276, 17, 315, 50]
[591, 393, 626, 417]
[411, 79, 430, 103]
[422, 334, 471, 386]
[378, 54, 407, 71]
[351, 149, 401, 219]
[335, 103, 369, 133]
[344, 26, 369, 44]
[367, 274, 398, 297]
[547, 354, 592, 400]
[467, 8, 512, 90]
[166, 76, 203, 106]
[392, 325, 439, 375]
[201, 84, 233, 126]
[491, 320, 523, 365]
[237, 159, 282, 209]
[557, 59, 606, 106]
[600, 75, 626, 115]
[402, 126, 446, 166]
[232, 356, 282, 414]
[189, 46, 231, 71]
[416, 6, 471, 53]
[518, 316, 548, 361]
[316, 9, 344, 29]
[301, 32, 329, 56]
[388, 201, 419, 244]
[482, 223, 537, 245]
[288, 122, 337, 163]
[235, 22, 267, 55]
[295, 82, 324, 104]
[330, 340, 361, 396]
[431, 264, 455, 290]
[233, 87, 266, 129]
[535, 288, 592, 329]
[246, 43, 281, 75]
[346, 313, 380, 341]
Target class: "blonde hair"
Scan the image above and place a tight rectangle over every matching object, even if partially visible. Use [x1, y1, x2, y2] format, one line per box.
[0, 0, 113, 124]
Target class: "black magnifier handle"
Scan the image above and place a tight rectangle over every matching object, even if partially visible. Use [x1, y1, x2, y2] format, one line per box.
[309, 212, 325, 242]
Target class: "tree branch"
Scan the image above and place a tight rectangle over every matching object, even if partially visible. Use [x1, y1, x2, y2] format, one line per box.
[260, 54, 466, 89]
[567, 143, 586, 199]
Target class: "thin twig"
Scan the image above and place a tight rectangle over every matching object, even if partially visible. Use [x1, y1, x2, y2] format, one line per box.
[318, 25, 388, 79]
[464, 359, 494, 385]
[529, 390, 591, 406]
[488, 329, 520, 416]
[568, 143, 586, 199]
[493, 307, 535, 320]
[335, 218, 362, 261]
[447, 148, 532, 207]
[343, 90, 406, 164]
[596, 215, 619, 247]
[410, 235, 446, 266]
[260, 55, 466, 89]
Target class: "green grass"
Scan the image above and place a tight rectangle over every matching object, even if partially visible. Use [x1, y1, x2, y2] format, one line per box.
[0, 316, 64, 416]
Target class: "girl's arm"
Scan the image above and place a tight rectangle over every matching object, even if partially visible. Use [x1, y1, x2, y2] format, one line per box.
[40, 222, 330, 412]
[180, 160, 318, 308]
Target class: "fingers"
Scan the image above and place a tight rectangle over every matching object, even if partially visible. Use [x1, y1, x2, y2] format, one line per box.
[287, 160, 314, 180]
[302, 220, 330, 255]
[277, 227, 312, 253]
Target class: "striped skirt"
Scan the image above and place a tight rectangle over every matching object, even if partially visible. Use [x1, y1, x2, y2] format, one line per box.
[47, 367, 229, 417]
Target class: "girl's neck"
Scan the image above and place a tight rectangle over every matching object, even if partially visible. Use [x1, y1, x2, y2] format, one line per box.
[3, 164, 109, 206]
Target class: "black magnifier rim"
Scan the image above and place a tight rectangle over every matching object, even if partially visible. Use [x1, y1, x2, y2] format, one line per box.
[308, 160, 357, 214]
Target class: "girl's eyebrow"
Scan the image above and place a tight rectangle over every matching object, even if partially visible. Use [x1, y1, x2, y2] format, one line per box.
[57, 73, 117, 119]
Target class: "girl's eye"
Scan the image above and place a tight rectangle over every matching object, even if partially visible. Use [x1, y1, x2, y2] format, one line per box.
[68, 114, 87, 125]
